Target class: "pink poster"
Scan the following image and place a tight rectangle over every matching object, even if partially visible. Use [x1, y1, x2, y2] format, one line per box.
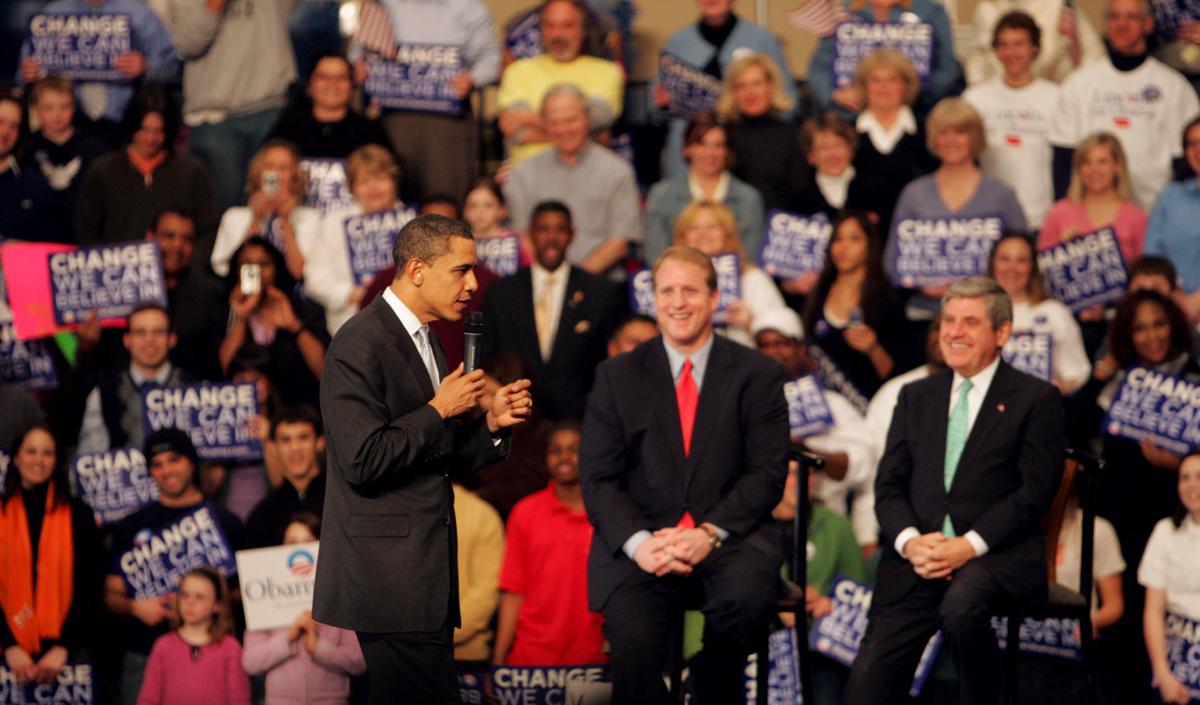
[2, 242, 125, 341]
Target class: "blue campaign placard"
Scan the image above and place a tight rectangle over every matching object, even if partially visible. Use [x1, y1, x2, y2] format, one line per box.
[890, 216, 1003, 288]
[487, 665, 611, 704]
[809, 576, 942, 697]
[142, 383, 262, 462]
[115, 502, 237, 601]
[785, 375, 835, 438]
[1102, 366, 1200, 456]
[1036, 228, 1128, 314]
[27, 13, 131, 82]
[506, 11, 542, 61]
[0, 662, 94, 705]
[759, 210, 832, 279]
[629, 268, 655, 316]
[713, 252, 741, 325]
[365, 44, 464, 115]
[741, 628, 804, 705]
[301, 158, 355, 217]
[48, 241, 168, 325]
[343, 207, 417, 285]
[658, 52, 722, 119]
[808, 345, 870, 415]
[832, 19, 934, 87]
[71, 448, 159, 527]
[991, 615, 1082, 662]
[476, 235, 521, 277]
[1165, 612, 1200, 701]
[1002, 331, 1053, 382]
[0, 320, 58, 391]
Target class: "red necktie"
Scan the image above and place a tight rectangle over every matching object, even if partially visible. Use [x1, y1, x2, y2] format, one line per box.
[676, 359, 699, 529]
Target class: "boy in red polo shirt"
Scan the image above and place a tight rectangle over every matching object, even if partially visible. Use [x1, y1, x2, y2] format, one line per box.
[493, 421, 606, 665]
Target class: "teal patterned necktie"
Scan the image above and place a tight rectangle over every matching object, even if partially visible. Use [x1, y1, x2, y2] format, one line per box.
[943, 379, 974, 537]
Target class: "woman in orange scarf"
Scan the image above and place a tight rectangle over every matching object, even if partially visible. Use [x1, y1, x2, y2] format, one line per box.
[1, 423, 102, 684]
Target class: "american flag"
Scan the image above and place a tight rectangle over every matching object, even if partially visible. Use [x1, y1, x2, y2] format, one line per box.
[353, 0, 397, 59]
[789, 0, 849, 37]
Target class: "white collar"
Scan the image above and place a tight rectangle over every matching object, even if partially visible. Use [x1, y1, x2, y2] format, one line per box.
[382, 286, 425, 338]
[951, 355, 1001, 397]
[687, 171, 730, 202]
[856, 107, 917, 155]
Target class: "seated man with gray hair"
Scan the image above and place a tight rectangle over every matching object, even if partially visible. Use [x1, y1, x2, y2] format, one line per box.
[503, 83, 640, 279]
[845, 276, 1065, 705]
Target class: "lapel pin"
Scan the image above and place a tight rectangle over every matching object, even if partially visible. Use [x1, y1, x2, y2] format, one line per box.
[997, 403, 1006, 413]
[570, 290, 586, 307]
[574, 320, 591, 334]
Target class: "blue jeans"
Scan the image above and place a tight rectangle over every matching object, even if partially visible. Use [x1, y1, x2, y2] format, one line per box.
[189, 107, 282, 211]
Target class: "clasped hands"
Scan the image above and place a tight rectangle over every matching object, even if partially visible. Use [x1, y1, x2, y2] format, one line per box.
[633, 526, 715, 577]
[902, 532, 977, 580]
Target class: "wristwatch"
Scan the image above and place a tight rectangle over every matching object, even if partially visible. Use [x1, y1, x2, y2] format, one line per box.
[699, 523, 722, 550]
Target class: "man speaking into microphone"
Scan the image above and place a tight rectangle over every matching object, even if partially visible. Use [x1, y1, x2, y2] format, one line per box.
[314, 214, 532, 704]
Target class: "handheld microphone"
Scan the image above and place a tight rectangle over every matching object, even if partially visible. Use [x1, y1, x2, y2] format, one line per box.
[463, 312, 484, 373]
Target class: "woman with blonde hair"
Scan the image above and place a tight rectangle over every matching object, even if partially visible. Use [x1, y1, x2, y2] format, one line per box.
[210, 139, 320, 281]
[1039, 132, 1147, 265]
[671, 199, 788, 347]
[716, 53, 806, 212]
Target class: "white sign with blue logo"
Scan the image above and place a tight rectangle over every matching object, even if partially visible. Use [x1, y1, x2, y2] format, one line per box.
[141, 383, 262, 462]
[343, 207, 418, 285]
[0, 320, 58, 391]
[891, 216, 1003, 288]
[28, 13, 131, 81]
[475, 235, 521, 277]
[117, 503, 237, 600]
[629, 268, 655, 316]
[658, 52, 722, 119]
[1036, 228, 1128, 313]
[71, 448, 158, 527]
[301, 159, 354, 217]
[1002, 332, 1053, 382]
[713, 252, 741, 325]
[785, 375, 835, 438]
[48, 241, 168, 325]
[741, 628, 804, 705]
[365, 44, 464, 115]
[991, 615, 1082, 661]
[506, 11, 542, 60]
[1165, 612, 1200, 701]
[1103, 366, 1200, 455]
[833, 19, 934, 87]
[236, 541, 320, 631]
[809, 576, 942, 697]
[0, 662, 94, 705]
[759, 210, 832, 279]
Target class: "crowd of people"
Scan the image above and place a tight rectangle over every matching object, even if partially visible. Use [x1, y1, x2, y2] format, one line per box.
[3, 0, 1200, 703]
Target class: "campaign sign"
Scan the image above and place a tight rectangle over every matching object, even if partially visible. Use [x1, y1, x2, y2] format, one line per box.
[713, 252, 741, 325]
[116, 503, 237, 600]
[808, 345, 870, 415]
[48, 241, 168, 325]
[891, 216, 1003, 287]
[785, 375, 835, 438]
[1165, 612, 1200, 700]
[506, 11, 542, 61]
[343, 207, 417, 285]
[0, 662, 94, 705]
[658, 52, 722, 119]
[365, 44, 464, 115]
[832, 19, 934, 87]
[741, 629, 804, 705]
[71, 448, 158, 527]
[1103, 367, 1200, 455]
[142, 383, 262, 462]
[301, 159, 354, 217]
[991, 615, 1082, 662]
[809, 576, 942, 696]
[237, 541, 320, 631]
[27, 13, 131, 82]
[759, 210, 833, 279]
[476, 235, 521, 277]
[1036, 228, 1128, 314]
[629, 268, 656, 316]
[1002, 332, 1053, 382]
[0, 321, 58, 391]
[485, 666, 611, 704]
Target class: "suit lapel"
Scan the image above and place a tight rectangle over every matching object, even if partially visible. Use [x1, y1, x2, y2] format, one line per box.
[951, 363, 1013, 492]
[925, 369, 952, 491]
[685, 338, 734, 490]
[374, 296, 435, 400]
[645, 343, 687, 475]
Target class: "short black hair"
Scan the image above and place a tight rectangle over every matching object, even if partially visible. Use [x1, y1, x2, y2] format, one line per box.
[1128, 256, 1178, 288]
[391, 214, 473, 272]
[127, 302, 173, 333]
[120, 85, 180, 150]
[309, 52, 352, 80]
[530, 200, 573, 228]
[150, 205, 195, 233]
[610, 312, 657, 339]
[420, 193, 462, 219]
[992, 10, 1041, 48]
[271, 404, 323, 438]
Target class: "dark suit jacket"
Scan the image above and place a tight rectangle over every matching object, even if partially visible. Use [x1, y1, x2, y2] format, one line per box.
[579, 335, 791, 611]
[874, 361, 1064, 606]
[313, 296, 509, 634]
[481, 266, 623, 421]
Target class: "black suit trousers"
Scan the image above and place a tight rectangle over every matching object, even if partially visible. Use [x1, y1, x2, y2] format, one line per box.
[600, 540, 778, 705]
[844, 557, 1010, 705]
[357, 621, 456, 705]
